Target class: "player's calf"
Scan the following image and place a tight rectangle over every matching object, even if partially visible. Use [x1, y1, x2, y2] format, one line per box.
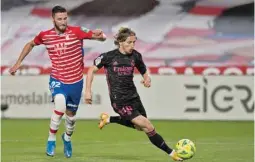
[131, 115, 182, 161]
[48, 94, 66, 140]
[46, 94, 66, 156]
[64, 114, 76, 140]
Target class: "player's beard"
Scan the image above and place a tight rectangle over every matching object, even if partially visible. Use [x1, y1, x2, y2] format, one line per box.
[54, 22, 66, 33]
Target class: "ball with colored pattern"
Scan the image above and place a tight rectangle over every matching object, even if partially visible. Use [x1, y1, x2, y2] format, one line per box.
[175, 139, 196, 160]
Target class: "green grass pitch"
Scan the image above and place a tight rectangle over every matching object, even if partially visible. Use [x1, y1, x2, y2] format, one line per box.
[1, 119, 254, 162]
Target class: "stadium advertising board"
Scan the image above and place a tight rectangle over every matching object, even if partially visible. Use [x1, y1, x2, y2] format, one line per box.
[1, 76, 253, 120]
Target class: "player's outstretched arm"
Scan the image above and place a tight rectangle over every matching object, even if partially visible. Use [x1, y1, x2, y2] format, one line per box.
[135, 52, 151, 88]
[85, 66, 99, 104]
[91, 29, 106, 41]
[9, 40, 37, 75]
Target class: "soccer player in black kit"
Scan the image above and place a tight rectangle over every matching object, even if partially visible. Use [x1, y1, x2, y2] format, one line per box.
[85, 27, 183, 161]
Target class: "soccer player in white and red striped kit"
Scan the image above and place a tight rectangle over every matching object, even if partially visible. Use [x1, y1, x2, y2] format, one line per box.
[9, 5, 106, 158]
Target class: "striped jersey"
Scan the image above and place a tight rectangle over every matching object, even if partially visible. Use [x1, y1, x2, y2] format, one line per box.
[33, 26, 93, 84]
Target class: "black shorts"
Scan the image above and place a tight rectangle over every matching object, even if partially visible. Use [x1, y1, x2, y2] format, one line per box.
[111, 97, 147, 121]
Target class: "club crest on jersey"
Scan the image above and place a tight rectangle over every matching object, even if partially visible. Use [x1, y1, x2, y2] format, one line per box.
[54, 43, 66, 55]
[66, 35, 70, 40]
[113, 61, 118, 66]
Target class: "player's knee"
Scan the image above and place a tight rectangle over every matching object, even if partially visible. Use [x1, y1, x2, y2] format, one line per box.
[66, 109, 76, 117]
[54, 94, 66, 112]
[146, 122, 154, 132]
[55, 94, 66, 103]
[142, 119, 154, 133]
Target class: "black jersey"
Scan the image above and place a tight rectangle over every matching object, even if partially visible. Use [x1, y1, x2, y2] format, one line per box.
[93, 49, 147, 102]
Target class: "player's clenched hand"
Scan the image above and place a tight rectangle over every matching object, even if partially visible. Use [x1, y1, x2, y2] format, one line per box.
[92, 29, 106, 41]
[92, 29, 103, 36]
[9, 63, 21, 75]
[85, 91, 92, 104]
[141, 76, 151, 88]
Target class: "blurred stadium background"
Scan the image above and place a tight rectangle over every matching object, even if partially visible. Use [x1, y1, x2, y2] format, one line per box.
[1, 0, 254, 162]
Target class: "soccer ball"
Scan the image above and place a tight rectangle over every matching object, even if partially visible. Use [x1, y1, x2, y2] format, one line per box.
[175, 139, 196, 160]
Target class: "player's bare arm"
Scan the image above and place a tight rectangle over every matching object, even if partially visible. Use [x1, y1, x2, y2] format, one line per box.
[141, 71, 151, 88]
[85, 65, 99, 104]
[9, 40, 37, 75]
[91, 29, 106, 41]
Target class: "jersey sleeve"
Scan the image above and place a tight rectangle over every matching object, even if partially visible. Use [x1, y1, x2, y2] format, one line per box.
[76, 26, 93, 40]
[93, 53, 108, 69]
[135, 52, 147, 75]
[33, 32, 44, 45]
